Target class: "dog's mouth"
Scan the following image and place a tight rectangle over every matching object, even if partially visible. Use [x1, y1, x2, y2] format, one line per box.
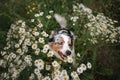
[58, 51, 67, 59]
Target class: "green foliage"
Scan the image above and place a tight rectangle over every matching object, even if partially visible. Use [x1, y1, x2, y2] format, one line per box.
[0, 0, 120, 80]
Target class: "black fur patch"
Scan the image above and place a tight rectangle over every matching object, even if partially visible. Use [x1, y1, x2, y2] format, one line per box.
[56, 28, 74, 40]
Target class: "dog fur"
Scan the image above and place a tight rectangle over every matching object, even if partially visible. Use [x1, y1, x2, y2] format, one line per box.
[49, 14, 76, 63]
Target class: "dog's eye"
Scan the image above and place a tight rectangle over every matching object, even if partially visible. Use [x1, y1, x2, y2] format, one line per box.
[69, 43, 72, 46]
[55, 42, 63, 45]
[58, 42, 63, 45]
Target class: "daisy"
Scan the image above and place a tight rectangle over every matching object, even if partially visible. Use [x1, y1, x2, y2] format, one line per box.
[47, 51, 54, 57]
[38, 37, 44, 43]
[67, 56, 73, 63]
[87, 62, 92, 69]
[43, 76, 51, 80]
[43, 44, 49, 50]
[19, 28, 25, 34]
[32, 43, 37, 49]
[81, 63, 87, 71]
[46, 15, 52, 19]
[46, 64, 51, 71]
[77, 67, 83, 74]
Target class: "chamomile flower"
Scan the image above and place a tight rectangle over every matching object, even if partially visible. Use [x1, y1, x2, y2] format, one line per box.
[61, 70, 68, 77]
[34, 68, 40, 75]
[81, 63, 87, 71]
[42, 49, 48, 53]
[38, 63, 44, 70]
[49, 10, 53, 13]
[67, 56, 73, 63]
[38, 37, 44, 43]
[39, 12, 44, 16]
[43, 76, 51, 80]
[34, 60, 39, 66]
[46, 15, 52, 19]
[43, 44, 49, 50]
[33, 32, 39, 36]
[19, 28, 25, 34]
[34, 48, 40, 55]
[54, 70, 60, 77]
[15, 44, 20, 48]
[53, 76, 60, 80]
[37, 23, 43, 28]
[35, 14, 40, 17]
[77, 67, 83, 74]
[87, 62, 92, 69]
[16, 48, 22, 54]
[52, 61, 59, 68]
[32, 43, 38, 49]
[71, 71, 78, 78]
[47, 51, 54, 57]
[46, 64, 51, 71]
[31, 19, 35, 22]
[77, 53, 80, 57]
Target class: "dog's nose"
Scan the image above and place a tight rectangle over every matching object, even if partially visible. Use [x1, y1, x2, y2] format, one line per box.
[66, 50, 71, 56]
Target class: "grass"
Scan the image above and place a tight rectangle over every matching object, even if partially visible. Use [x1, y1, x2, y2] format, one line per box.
[0, 0, 120, 80]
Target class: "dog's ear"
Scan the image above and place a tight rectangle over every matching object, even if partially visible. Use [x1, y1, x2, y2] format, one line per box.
[49, 31, 55, 42]
[54, 14, 67, 28]
[70, 31, 77, 40]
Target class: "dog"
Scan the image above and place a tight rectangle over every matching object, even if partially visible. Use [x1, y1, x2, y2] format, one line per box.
[49, 14, 76, 63]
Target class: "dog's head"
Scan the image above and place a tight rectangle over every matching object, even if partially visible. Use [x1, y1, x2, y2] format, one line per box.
[49, 14, 75, 61]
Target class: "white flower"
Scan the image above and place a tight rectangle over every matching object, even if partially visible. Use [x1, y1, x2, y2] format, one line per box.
[54, 70, 60, 77]
[46, 15, 52, 19]
[43, 76, 51, 80]
[53, 76, 60, 80]
[15, 44, 20, 48]
[52, 61, 59, 68]
[43, 44, 49, 50]
[34, 48, 40, 55]
[61, 76, 69, 80]
[38, 63, 44, 70]
[35, 14, 40, 17]
[34, 60, 39, 66]
[33, 32, 39, 36]
[17, 20, 22, 23]
[34, 68, 40, 75]
[19, 28, 25, 34]
[29, 73, 35, 80]
[77, 67, 83, 74]
[41, 31, 48, 37]
[16, 48, 22, 54]
[0, 60, 3, 66]
[67, 56, 73, 63]
[24, 55, 32, 63]
[81, 63, 87, 71]
[39, 12, 44, 16]
[38, 37, 44, 43]
[46, 64, 51, 71]
[42, 48, 48, 53]
[77, 53, 80, 57]
[61, 70, 68, 77]
[49, 10, 53, 13]
[31, 19, 35, 22]
[21, 21, 26, 27]
[71, 71, 78, 78]
[47, 51, 54, 57]
[37, 23, 43, 28]
[87, 62, 92, 69]
[32, 43, 38, 49]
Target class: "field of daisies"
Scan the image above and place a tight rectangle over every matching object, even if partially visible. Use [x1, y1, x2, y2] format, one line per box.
[0, 0, 120, 80]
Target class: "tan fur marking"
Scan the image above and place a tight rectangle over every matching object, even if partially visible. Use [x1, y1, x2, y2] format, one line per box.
[50, 43, 62, 52]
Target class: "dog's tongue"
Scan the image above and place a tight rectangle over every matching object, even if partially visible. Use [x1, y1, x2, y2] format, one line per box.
[58, 51, 66, 59]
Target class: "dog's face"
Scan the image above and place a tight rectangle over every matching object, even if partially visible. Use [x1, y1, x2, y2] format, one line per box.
[49, 29, 75, 60]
